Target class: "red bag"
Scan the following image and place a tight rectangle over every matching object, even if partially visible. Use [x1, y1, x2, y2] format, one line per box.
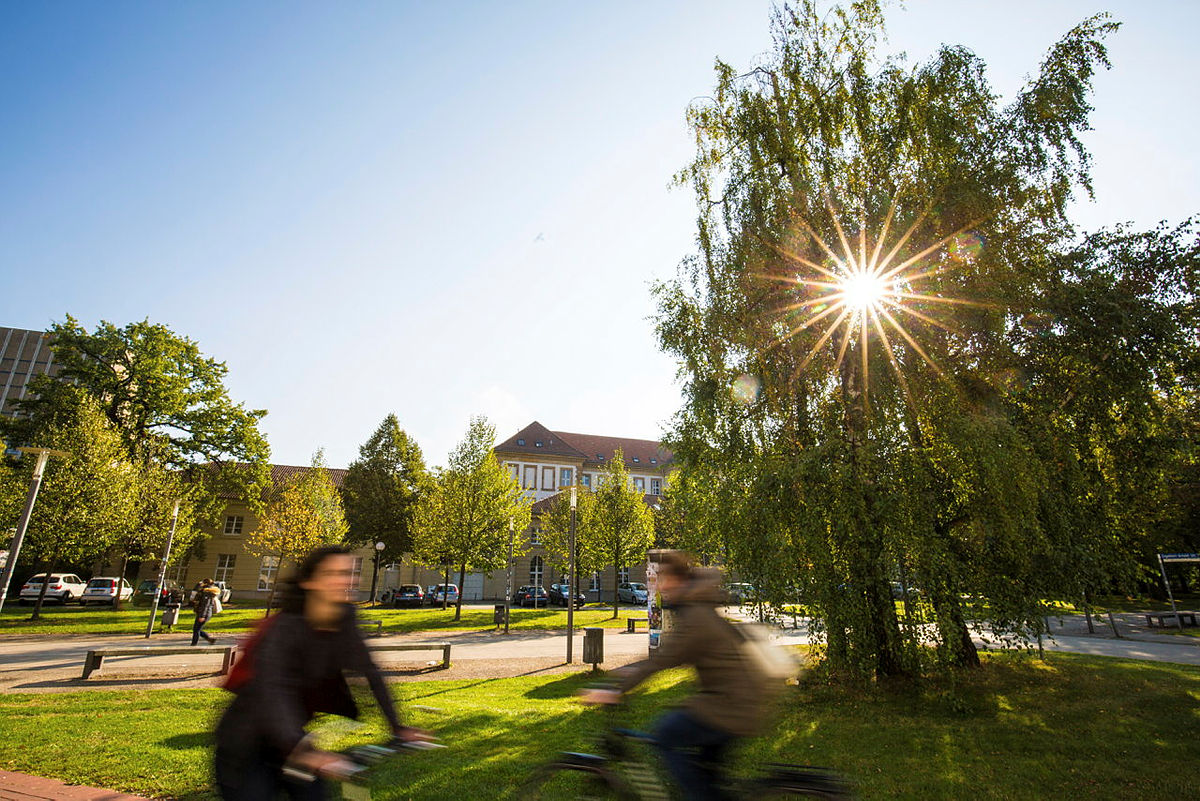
[223, 615, 278, 692]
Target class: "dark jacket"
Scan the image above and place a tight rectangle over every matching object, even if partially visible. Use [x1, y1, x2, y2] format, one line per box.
[215, 606, 401, 763]
[616, 569, 770, 737]
[193, 586, 220, 619]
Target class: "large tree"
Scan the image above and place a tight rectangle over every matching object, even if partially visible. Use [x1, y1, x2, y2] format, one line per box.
[342, 414, 430, 568]
[245, 450, 348, 615]
[655, 1, 1130, 677]
[410, 416, 532, 620]
[591, 450, 656, 619]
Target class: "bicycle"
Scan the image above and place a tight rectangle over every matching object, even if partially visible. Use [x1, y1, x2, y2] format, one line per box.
[283, 736, 444, 800]
[517, 704, 853, 799]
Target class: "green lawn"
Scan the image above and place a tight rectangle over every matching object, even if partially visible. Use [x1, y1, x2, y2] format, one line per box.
[0, 652, 1196, 799]
[0, 603, 636, 637]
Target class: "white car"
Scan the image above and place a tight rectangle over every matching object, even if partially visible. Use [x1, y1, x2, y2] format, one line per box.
[81, 577, 134, 606]
[20, 573, 89, 605]
[617, 582, 648, 605]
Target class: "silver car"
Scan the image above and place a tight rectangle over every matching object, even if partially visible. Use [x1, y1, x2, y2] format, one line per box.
[81, 577, 134, 606]
[617, 582, 648, 605]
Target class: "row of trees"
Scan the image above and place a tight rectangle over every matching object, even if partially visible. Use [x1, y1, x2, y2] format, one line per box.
[652, 1, 1198, 678]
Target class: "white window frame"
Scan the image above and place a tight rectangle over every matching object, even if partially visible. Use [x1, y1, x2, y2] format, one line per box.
[560, 467, 573, 487]
[529, 555, 544, 587]
[530, 526, 541, 546]
[581, 473, 591, 488]
[215, 554, 237, 584]
[523, 465, 537, 490]
[223, 515, 244, 536]
[618, 566, 630, 584]
[351, 556, 364, 587]
[633, 477, 645, 494]
[258, 555, 280, 591]
[506, 462, 519, 482]
[589, 571, 600, 592]
[651, 478, 661, 496]
[541, 466, 556, 491]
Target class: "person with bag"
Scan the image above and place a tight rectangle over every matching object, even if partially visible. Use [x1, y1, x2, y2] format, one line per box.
[580, 551, 778, 801]
[191, 578, 221, 646]
[213, 545, 429, 800]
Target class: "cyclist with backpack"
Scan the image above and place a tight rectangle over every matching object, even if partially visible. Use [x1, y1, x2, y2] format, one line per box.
[581, 551, 775, 801]
[214, 545, 428, 800]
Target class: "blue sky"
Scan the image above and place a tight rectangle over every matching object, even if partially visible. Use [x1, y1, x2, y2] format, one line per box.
[2, 1, 1196, 469]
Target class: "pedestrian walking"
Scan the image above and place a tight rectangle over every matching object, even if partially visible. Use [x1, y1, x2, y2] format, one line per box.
[191, 578, 220, 646]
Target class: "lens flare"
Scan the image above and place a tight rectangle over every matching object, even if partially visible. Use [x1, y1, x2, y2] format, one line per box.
[731, 374, 761, 405]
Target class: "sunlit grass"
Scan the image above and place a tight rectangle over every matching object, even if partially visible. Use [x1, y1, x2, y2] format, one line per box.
[0, 652, 1196, 799]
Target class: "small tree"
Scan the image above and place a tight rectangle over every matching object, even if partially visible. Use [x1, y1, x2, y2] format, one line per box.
[538, 484, 603, 588]
[411, 416, 532, 620]
[591, 450, 655, 619]
[246, 450, 348, 615]
[11, 387, 138, 620]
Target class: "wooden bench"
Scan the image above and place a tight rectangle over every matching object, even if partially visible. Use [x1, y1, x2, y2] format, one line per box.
[1143, 611, 1198, 628]
[358, 620, 384, 637]
[626, 616, 648, 633]
[82, 646, 235, 680]
[368, 642, 452, 669]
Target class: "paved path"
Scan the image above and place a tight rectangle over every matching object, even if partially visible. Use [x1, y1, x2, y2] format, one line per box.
[0, 770, 150, 800]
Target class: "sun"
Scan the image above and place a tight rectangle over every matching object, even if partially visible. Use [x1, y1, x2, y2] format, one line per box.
[838, 268, 896, 315]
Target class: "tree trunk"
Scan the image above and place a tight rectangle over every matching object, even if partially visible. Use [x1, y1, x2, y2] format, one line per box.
[931, 587, 980, 668]
[29, 545, 62, 621]
[442, 565, 450, 610]
[455, 563, 466, 621]
[612, 567, 620, 621]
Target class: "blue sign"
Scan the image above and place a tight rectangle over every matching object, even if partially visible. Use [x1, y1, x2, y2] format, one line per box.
[1160, 553, 1200, 562]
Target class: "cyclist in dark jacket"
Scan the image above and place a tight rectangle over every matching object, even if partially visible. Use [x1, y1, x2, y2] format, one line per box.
[214, 546, 427, 800]
[191, 579, 220, 646]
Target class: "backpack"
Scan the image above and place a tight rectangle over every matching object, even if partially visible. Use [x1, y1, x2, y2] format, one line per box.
[222, 615, 278, 693]
[732, 622, 802, 682]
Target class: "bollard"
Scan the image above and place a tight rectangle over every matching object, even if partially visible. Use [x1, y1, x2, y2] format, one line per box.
[161, 603, 180, 632]
[583, 627, 604, 671]
[493, 604, 508, 627]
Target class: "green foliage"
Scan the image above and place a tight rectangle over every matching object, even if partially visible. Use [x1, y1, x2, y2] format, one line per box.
[411, 416, 533, 618]
[591, 450, 655, 616]
[342, 413, 431, 559]
[651, 1, 1188, 678]
[245, 450, 348, 608]
[538, 484, 600, 576]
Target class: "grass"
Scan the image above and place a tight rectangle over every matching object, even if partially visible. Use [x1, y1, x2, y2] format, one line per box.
[0, 652, 1197, 799]
[0, 603, 638, 637]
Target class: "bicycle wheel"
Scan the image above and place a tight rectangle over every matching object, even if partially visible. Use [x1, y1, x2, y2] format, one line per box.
[517, 762, 636, 800]
[746, 769, 855, 799]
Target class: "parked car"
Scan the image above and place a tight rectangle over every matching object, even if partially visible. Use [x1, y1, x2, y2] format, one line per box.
[81, 577, 134, 606]
[132, 578, 184, 607]
[725, 582, 756, 605]
[426, 584, 459, 606]
[391, 584, 425, 608]
[547, 583, 586, 607]
[516, 585, 549, 608]
[617, 582, 648, 605]
[19, 573, 88, 605]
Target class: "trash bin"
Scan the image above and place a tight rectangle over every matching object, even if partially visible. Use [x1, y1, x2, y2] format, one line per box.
[494, 604, 508, 625]
[161, 603, 180, 631]
[583, 627, 603, 669]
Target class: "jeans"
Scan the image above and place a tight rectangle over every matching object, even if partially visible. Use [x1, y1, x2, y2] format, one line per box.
[653, 708, 737, 801]
[215, 743, 328, 801]
[191, 614, 215, 645]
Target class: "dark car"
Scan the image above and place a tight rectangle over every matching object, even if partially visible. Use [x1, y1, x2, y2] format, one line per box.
[391, 584, 425, 608]
[132, 578, 184, 607]
[514, 585, 549, 608]
[547, 583, 586, 608]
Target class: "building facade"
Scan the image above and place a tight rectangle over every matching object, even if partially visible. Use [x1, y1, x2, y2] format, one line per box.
[0, 326, 59, 420]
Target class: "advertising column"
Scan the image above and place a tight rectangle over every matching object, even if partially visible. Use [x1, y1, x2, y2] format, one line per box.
[646, 549, 675, 652]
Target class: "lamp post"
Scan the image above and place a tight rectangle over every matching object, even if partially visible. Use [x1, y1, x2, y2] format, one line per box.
[566, 485, 577, 664]
[144, 499, 181, 639]
[0, 447, 66, 614]
[504, 516, 514, 634]
[370, 541, 385, 606]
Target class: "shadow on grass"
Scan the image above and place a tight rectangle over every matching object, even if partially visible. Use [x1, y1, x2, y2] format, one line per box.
[160, 731, 213, 751]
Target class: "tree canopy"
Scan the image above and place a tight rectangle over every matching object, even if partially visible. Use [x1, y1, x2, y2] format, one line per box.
[342, 413, 430, 561]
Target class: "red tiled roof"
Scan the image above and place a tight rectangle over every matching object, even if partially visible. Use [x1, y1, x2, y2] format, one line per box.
[268, 463, 348, 488]
[529, 490, 663, 515]
[494, 421, 588, 459]
[494, 422, 673, 471]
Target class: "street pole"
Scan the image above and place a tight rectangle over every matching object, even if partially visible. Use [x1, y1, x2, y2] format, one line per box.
[567, 486, 577, 664]
[0, 448, 64, 614]
[1158, 553, 1183, 631]
[370, 541, 385, 606]
[504, 517, 514, 635]
[144, 499, 181, 639]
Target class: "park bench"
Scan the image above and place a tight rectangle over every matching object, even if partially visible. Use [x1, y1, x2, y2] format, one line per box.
[1143, 611, 1198, 628]
[358, 620, 384, 637]
[625, 616, 648, 633]
[367, 641, 452, 669]
[81, 645, 235, 680]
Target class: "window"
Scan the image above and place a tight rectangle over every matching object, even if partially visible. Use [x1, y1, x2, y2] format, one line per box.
[529, 556, 544, 587]
[506, 463, 519, 481]
[535, 441, 544, 448]
[223, 515, 244, 536]
[618, 566, 630, 584]
[634, 477, 645, 493]
[168, 560, 189, 585]
[632, 457, 640, 463]
[530, 526, 541, 546]
[650, 458, 657, 465]
[215, 554, 237, 584]
[517, 438, 526, 446]
[257, 555, 279, 591]
[560, 467, 573, 487]
[651, 478, 661, 496]
[351, 556, 363, 587]
[541, 466, 555, 491]
[581, 473, 591, 488]
[523, 465, 536, 489]
[590, 571, 600, 592]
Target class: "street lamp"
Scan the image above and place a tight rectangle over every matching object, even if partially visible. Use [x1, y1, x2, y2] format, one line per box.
[144, 499, 181, 639]
[0, 447, 67, 614]
[370, 541, 385, 606]
[504, 516, 514, 634]
[566, 485, 577, 664]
